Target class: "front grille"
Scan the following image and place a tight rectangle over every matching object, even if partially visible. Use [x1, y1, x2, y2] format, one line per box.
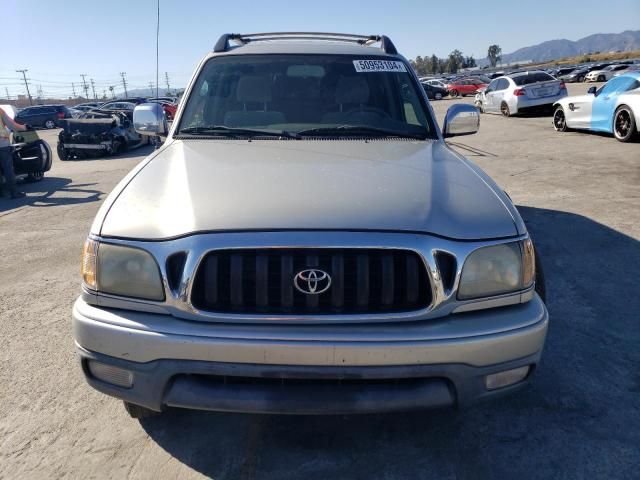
[190, 249, 432, 315]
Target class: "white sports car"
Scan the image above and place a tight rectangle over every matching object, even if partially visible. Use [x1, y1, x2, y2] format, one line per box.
[553, 72, 640, 142]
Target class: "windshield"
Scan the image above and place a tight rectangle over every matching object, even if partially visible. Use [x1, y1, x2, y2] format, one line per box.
[512, 72, 555, 86]
[177, 54, 435, 139]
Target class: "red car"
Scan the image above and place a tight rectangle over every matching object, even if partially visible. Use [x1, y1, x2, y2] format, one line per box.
[161, 102, 177, 120]
[447, 79, 488, 98]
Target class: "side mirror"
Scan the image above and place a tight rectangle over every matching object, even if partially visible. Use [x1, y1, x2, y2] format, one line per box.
[442, 104, 480, 138]
[133, 103, 167, 137]
[587, 86, 597, 95]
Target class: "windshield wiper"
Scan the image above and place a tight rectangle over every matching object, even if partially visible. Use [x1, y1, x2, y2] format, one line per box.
[296, 125, 426, 139]
[178, 125, 299, 139]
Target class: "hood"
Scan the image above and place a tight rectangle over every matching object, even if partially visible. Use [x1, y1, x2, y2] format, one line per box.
[98, 139, 519, 240]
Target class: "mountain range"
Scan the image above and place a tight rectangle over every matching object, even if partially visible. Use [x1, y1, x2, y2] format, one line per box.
[478, 30, 640, 66]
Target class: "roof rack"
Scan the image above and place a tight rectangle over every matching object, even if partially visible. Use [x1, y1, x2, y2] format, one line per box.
[213, 32, 398, 55]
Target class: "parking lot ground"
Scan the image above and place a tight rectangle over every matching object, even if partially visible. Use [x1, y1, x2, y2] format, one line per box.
[1, 82, 639, 479]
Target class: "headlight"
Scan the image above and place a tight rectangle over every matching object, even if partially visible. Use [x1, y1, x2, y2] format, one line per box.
[81, 239, 165, 301]
[458, 240, 535, 300]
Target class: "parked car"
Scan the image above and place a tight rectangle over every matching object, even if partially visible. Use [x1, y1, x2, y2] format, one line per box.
[73, 32, 548, 419]
[98, 98, 148, 111]
[57, 108, 151, 159]
[75, 102, 103, 109]
[447, 78, 488, 98]
[421, 82, 447, 100]
[560, 68, 588, 83]
[553, 67, 577, 78]
[553, 71, 640, 142]
[14, 104, 73, 129]
[475, 71, 567, 116]
[424, 79, 448, 89]
[585, 64, 630, 82]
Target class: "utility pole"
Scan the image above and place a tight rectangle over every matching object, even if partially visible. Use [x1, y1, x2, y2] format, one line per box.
[109, 85, 115, 99]
[165, 72, 171, 95]
[5, 87, 10, 101]
[102, 89, 107, 99]
[90, 78, 97, 100]
[16, 69, 33, 105]
[120, 72, 128, 99]
[148, 81, 154, 96]
[80, 74, 89, 100]
[71, 82, 77, 97]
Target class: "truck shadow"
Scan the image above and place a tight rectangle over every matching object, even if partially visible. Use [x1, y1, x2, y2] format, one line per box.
[139, 206, 640, 480]
[0, 177, 102, 213]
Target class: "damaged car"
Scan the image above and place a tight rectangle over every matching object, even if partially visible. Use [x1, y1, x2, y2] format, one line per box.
[57, 109, 151, 160]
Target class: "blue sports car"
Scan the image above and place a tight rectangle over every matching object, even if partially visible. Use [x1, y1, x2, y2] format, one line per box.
[552, 72, 640, 142]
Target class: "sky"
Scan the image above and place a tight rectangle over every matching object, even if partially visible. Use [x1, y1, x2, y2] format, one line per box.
[2, 0, 639, 99]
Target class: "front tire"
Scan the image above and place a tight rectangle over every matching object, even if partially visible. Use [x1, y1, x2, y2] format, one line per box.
[435, 92, 443, 100]
[26, 171, 44, 182]
[500, 101, 511, 117]
[475, 100, 484, 113]
[123, 401, 159, 419]
[449, 89, 459, 98]
[553, 106, 569, 132]
[613, 105, 636, 142]
[57, 143, 69, 161]
[44, 119, 56, 129]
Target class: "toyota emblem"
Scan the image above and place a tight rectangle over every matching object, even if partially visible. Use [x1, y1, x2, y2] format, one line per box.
[294, 269, 331, 295]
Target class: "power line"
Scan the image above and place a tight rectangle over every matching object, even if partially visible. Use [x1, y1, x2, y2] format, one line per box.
[15, 69, 33, 105]
[120, 72, 128, 99]
[90, 78, 97, 100]
[165, 72, 171, 95]
[80, 74, 89, 99]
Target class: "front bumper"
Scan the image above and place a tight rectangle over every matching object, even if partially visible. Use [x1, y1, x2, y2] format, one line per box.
[73, 296, 549, 413]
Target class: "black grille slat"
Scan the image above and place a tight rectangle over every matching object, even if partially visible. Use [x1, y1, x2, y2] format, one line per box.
[331, 253, 345, 309]
[406, 255, 419, 304]
[230, 254, 243, 308]
[356, 254, 370, 307]
[381, 254, 394, 306]
[280, 255, 294, 309]
[256, 255, 269, 309]
[191, 249, 431, 315]
[203, 255, 218, 306]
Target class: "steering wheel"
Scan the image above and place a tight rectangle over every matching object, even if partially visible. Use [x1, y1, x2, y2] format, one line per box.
[343, 106, 390, 119]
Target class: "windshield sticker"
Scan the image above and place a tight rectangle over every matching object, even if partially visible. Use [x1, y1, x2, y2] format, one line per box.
[353, 60, 407, 73]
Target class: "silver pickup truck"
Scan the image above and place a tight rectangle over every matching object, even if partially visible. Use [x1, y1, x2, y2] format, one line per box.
[73, 32, 548, 418]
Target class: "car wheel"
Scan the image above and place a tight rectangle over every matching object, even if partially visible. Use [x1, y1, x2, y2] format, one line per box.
[44, 119, 56, 129]
[435, 92, 442, 100]
[57, 143, 69, 161]
[553, 106, 569, 132]
[581, 76, 587, 82]
[613, 105, 636, 142]
[26, 171, 44, 182]
[500, 102, 511, 117]
[123, 401, 159, 419]
[474, 101, 484, 113]
[449, 89, 459, 98]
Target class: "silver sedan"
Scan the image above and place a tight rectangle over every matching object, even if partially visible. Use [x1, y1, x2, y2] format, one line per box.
[475, 71, 568, 116]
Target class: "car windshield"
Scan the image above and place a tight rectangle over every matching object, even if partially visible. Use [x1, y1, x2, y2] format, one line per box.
[177, 54, 435, 139]
[512, 72, 554, 85]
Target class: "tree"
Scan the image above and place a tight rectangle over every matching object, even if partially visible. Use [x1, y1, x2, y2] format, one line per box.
[447, 49, 465, 73]
[487, 44, 502, 68]
[464, 56, 477, 68]
[429, 54, 439, 74]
